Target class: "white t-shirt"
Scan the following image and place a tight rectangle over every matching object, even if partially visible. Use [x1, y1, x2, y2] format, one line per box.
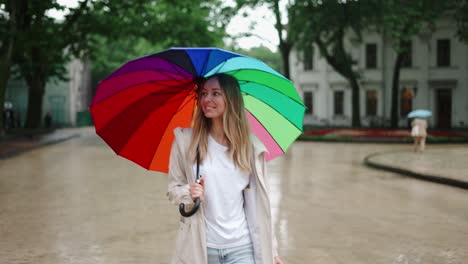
[195, 134, 251, 249]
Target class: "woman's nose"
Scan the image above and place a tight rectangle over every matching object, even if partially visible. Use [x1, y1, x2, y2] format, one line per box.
[203, 94, 213, 102]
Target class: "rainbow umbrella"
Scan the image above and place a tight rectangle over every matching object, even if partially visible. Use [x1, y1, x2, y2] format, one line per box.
[90, 47, 305, 173]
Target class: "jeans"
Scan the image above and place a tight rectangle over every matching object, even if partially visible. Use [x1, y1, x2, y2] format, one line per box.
[207, 243, 255, 264]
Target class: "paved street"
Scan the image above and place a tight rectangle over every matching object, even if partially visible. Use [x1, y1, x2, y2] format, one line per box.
[1, 128, 467, 264]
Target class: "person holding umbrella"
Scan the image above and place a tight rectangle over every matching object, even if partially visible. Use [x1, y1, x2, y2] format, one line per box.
[167, 73, 284, 264]
[91, 48, 304, 263]
[408, 110, 431, 152]
[411, 118, 428, 152]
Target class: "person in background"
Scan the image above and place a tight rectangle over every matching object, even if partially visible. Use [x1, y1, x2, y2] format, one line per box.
[44, 112, 52, 128]
[167, 73, 283, 264]
[411, 118, 428, 152]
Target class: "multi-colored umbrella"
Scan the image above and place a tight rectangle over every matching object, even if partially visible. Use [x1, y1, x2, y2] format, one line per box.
[90, 47, 305, 173]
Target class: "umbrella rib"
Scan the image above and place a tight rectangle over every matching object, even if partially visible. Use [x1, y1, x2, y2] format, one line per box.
[206, 58, 290, 82]
[164, 57, 198, 81]
[92, 79, 194, 107]
[240, 80, 305, 109]
[205, 59, 229, 77]
[147, 92, 196, 169]
[246, 109, 286, 153]
[242, 92, 304, 132]
[121, 59, 193, 86]
[199, 50, 213, 77]
[207, 65, 303, 107]
[113, 89, 193, 160]
[95, 86, 192, 135]
[227, 69, 302, 105]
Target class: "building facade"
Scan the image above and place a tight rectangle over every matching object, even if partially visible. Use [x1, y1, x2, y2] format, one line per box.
[290, 19, 468, 129]
[5, 58, 91, 127]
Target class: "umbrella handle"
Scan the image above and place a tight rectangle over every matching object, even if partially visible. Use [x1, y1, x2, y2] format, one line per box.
[179, 198, 200, 217]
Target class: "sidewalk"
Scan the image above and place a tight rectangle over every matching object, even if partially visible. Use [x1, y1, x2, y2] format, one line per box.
[0, 128, 81, 159]
[301, 128, 468, 143]
[2, 127, 467, 190]
[364, 146, 468, 190]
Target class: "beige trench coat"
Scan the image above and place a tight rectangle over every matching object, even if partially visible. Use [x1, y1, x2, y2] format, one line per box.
[167, 127, 278, 264]
[411, 118, 428, 137]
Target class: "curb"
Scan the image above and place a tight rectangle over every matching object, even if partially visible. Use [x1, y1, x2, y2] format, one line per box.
[363, 152, 468, 190]
[0, 134, 80, 160]
[298, 136, 468, 144]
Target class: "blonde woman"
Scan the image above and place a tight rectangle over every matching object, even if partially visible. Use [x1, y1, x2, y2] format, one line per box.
[167, 73, 283, 264]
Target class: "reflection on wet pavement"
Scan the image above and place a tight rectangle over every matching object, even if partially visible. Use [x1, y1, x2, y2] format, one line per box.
[367, 147, 468, 182]
[1, 128, 467, 263]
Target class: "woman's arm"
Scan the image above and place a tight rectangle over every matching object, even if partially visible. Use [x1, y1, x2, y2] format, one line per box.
[167, 130, 193, 206]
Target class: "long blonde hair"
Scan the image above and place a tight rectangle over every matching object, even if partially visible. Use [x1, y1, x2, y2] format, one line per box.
[189, 73, 253, 173]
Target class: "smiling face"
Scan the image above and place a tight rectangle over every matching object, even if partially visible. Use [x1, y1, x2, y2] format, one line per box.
[199, 77, 226, 121]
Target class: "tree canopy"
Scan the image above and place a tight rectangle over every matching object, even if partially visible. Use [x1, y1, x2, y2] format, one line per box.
[1, 0, 231, 129]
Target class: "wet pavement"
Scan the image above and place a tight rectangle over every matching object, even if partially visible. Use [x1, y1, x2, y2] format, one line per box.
[366, 147, 468, 189]
[1, 127, 467, 263]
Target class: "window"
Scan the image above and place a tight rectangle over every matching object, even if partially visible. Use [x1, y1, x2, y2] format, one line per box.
[437, 39, 450, 66]
[303, 48, 313, 70]
[304, 91, 313, 114]
[366, 90, 377, 116]
[400, 87, 414, 117]
[401, 40, 412, 68]
[366, 43, 377, 69]
[334, 91, 344, 115]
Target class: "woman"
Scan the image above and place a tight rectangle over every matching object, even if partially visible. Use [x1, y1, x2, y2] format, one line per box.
[411, 118, 428, 152]
[167, 73, 283, 264]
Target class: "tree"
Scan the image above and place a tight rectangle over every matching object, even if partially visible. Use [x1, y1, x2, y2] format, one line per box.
[12, 0, 90, 129]
[289, 0, 375, 127]
[0, 0, 27, 135]
[10, 0, 230, 129]
[84, 0, 231, 94]
[454, 0, 468, 43]
[236, 0, 293, 78]
[376, 0, 450, 128]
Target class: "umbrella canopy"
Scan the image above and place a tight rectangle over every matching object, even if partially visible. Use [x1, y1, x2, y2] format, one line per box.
[90, 47, 305, 173]
[408, 109, 432, 119]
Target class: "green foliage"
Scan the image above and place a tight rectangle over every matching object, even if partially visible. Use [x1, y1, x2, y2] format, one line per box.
[1, 0, 233, 128]
[235, 0, 293, 77]
[289, 0, 375, 127]
[290, 0, 373, 68]
[230, 46, 282, 73]
[85, 0, 231, 84]
[90, 35, 164, 86]
[375, 0, 450, 52]
[454, 0, 468, 42]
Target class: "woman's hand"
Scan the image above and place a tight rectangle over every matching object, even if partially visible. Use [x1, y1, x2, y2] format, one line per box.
[189, 178, 204, 201]
[274, 256, 284, 264]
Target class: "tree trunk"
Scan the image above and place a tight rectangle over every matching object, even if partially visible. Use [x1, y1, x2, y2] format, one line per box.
[349, 77, 361, 127]
[315, 38, 361, 127]
[0, 0, 26, 135]
[390, 52, 405, 128]
[279, 42, 292, 79]
[0, 55, 13, 135]
[25, 75, 46, 129]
